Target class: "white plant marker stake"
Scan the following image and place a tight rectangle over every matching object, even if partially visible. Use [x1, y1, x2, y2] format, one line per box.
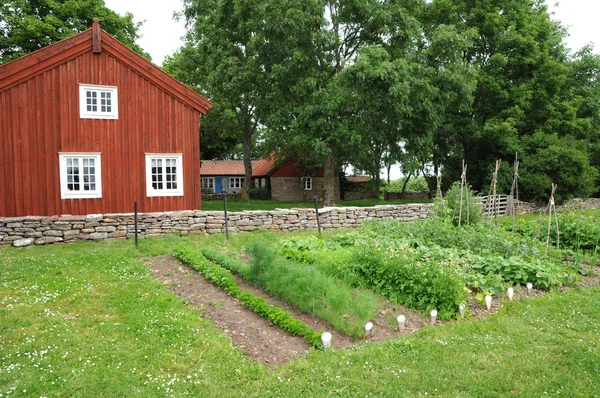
[507, 287, 514, 301]
[321, 332, 332, 348]
[365, 322, 374, 337]
[485, 295, 492, 311]
[397, 315, 406, 331]
[459, 304, 465, 317]
[526, 282, 533, 296]
[430, 309, 438, 325]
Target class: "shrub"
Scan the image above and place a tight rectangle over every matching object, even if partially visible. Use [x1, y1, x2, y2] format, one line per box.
[436, 181, 481, 226]
[382, 177, 429, 193]
[247, 187, 271, 200]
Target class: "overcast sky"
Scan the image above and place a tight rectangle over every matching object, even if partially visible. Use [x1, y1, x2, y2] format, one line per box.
[104, 0, 600, 66]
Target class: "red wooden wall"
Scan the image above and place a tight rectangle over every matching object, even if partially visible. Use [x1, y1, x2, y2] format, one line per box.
[0, 43, 202, 217]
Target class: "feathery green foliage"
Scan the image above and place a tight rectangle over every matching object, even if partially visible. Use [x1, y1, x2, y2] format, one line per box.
[203, 241, 380, 338]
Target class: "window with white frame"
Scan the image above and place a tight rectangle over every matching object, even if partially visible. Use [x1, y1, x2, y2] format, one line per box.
[59, 153, 102, 199]
[201, 177, 215, 193]
[230, 177, 244, 190]
[303, 177, 313, 190]
[145, 154, 184, 197]
[79, 84, 118, 119]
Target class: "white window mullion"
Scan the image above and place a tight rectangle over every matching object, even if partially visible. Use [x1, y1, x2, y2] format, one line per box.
[59, 153, 102, 199]
[146, 154, 183, 197]
[79, 84, 118, 119]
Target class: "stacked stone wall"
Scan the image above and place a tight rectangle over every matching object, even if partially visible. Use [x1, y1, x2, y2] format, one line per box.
[0, 204, 432, 247]
[3, 198, 598, 248]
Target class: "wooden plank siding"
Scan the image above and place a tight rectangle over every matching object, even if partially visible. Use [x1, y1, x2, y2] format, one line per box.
[0, 31, 207, 217]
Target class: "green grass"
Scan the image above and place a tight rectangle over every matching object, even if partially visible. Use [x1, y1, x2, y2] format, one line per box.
[200, 198, 433, 212]
[1, 234, 599, 396]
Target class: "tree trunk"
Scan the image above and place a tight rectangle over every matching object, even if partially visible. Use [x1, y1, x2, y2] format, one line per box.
[387, 164, 391, 183]
[400, 171, 412, 194]
[323, 148, 336, 206]
[374, 173, 381, 197]
[241, 128, 253, 200]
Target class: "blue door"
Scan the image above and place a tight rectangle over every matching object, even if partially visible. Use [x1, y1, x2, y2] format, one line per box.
[215, 177, 223, 193]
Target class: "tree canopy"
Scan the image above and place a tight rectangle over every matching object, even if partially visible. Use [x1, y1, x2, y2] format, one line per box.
[425, 0, 600, 201]
[0, 0, 148, 64]
[166, 0, 600, 203]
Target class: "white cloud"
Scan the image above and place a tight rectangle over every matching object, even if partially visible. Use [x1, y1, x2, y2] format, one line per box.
[103, 0, 186, 66]
[547, 0, 600, 53]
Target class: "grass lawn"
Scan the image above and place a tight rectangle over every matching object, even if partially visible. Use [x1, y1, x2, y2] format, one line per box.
[201, 197, 433, 212]
[1, 234, 598, 397]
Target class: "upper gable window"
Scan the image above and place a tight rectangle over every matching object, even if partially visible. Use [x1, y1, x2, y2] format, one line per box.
[79, 84, 118, 119]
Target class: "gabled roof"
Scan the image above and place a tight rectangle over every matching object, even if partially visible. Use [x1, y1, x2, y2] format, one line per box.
[0, 20, 212, 114]
[201, 160, 245, 176]
[346, 176, 371, 183]
[252, 156, 278, 177]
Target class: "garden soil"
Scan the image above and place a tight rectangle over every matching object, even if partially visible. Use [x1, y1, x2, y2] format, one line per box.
[145, 255, 594, 366]
[144, 255, 429, 366]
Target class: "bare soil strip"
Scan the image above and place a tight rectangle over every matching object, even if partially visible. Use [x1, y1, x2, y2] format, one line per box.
[145, 255, 311, 367]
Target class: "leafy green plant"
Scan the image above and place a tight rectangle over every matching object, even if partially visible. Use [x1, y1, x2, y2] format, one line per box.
[435, 181, 481, 226]
[174, 246, 323, 347]
[277, 235, 324, 264]
[467, 255, 567, 290]
[351, 241, 468, 320]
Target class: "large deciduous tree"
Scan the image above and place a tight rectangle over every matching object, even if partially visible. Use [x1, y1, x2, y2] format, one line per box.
[167, 0, 289, 199]
[426, 0, 600, 201]
[337, 24, 475, 196]
[0, 0, 148, 64]
[263, 0, 424, 205]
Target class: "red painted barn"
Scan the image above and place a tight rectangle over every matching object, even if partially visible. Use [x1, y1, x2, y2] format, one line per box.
[0, 20, 212, 217]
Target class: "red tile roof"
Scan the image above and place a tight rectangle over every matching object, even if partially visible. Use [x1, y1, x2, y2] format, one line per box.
[346, 176, 371, 183]
[201, 155, 283, 177]
[252, 156, 278, 177]
[201, 160, 245, 175]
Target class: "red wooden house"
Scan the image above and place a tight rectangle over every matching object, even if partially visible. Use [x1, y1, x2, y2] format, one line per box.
[0, 20, 212, 217]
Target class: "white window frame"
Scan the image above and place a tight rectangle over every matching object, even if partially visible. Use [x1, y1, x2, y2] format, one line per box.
[229, 177, 244, 190]
[59, 153, 102, 199]
[79, 84, 119, 119]
[202, 177, 215, 193]
[303, 177, 313, 190]
[145, 154, 184, 197]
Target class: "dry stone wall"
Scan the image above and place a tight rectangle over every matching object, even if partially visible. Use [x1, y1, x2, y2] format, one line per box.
[3, 198, 598, 248]
[0, 204, 433, 247]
